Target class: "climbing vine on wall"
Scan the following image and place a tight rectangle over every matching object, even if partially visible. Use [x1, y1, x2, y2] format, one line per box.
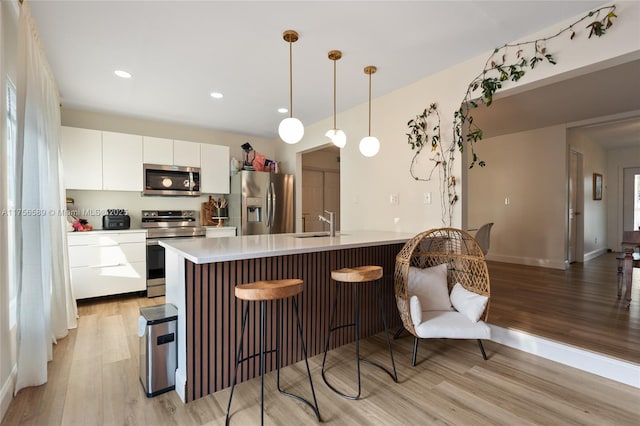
[406, 4, 617, 226]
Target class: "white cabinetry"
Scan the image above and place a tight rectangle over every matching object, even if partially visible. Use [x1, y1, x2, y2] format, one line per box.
[61, 127, 103, 190]
[205, 227, 236, 238]
[174, 140, 201, 167]
[201, 143, 230, 194]
[142, 137, 200, 167]
[142, 136, 173, 165]
[67, 231, 146, 300]
[102, 131, 143, 191]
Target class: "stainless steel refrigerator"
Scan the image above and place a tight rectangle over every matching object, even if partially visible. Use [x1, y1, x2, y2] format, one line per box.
[230, 171, 294, 235]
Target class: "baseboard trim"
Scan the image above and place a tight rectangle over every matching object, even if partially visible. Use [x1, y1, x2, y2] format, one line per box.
[584, 247, 609, 262]
[0, 365, 16, 422]
[490, 325, 639, 388]
[486, 254, 567, 270]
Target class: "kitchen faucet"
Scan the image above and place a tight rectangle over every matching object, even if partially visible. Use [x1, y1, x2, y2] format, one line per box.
[318, 210, 335, 237]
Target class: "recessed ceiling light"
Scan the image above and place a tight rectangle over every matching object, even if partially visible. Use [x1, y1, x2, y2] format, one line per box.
[210, 92, 223, 99]
[114, 70, 132, 79]
[278, 108, 288, 114]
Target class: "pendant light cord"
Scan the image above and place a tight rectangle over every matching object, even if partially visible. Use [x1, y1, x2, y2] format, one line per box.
[289, 40, 293, 118]
[368, 72, 372, 136]
[333, 59, 337, 130]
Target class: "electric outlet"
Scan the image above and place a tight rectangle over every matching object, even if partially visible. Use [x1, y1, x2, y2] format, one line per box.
[504, 197, 510, 205]
[424, 192, 432, 204]
[390, 194, 399, 205]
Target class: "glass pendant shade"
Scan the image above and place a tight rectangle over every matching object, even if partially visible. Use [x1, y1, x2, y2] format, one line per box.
[279, 117, 304, 144]
[326, 128, 346, 148]
[359, 136, 380, 157]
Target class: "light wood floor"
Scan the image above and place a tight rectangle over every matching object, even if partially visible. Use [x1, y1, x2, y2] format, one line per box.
[2, 253, 639, 425]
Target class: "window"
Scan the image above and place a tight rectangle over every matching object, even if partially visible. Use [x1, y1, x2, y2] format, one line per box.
[6, 77, 16, 327]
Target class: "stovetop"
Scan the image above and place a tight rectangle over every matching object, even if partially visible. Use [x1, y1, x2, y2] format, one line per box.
[142, 209, 205, 239]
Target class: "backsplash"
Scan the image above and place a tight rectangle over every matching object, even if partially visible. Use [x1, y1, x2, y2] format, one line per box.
[66, 190, 227, 230]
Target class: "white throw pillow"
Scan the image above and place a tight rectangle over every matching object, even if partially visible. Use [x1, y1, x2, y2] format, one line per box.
[407, 264, 451, 311]
[450, 282, 488, 323]
[409, 295, 422, 326]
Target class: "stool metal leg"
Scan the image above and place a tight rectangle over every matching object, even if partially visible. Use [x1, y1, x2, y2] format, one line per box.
[274, 297, 322, 420]
[225, 301, 250, 425]
[259, 300, 266, 426]
[322, 279, 397, 400]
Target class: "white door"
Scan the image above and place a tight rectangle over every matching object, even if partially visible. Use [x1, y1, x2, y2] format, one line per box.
[302, 170, 324, 232]
[568, 150, 583, 263]
[623, 167, 640, 231]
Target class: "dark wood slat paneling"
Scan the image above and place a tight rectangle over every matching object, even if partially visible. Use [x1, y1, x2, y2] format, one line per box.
[184, 244, 403, 401]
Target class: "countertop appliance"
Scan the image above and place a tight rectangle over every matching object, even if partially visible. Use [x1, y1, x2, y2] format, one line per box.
[142, 210, 205, 297]
[143, 164, 201, 197]
[230, 170, 294, 236]
[102, 209, 131, 230]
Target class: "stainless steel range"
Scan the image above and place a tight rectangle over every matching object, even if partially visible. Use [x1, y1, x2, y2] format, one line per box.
[143, 210, 205, 297]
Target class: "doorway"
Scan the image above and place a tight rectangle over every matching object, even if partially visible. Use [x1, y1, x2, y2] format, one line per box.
[301, 145, 341, 232]
[623, 167, 640, 231]
[568, 150, 584, 263]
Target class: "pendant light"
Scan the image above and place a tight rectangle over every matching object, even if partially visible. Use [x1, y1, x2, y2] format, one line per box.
[325, 50, 346, 148]
[278, 30, 304, 144]
[359, 65, 380, 157]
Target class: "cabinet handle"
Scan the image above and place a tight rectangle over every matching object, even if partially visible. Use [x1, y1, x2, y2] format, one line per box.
[89, 263, 122, 268]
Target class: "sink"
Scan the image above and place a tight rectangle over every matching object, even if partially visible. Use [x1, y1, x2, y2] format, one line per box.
[292, 232, 330, 238]
[291, 232, 348, 238]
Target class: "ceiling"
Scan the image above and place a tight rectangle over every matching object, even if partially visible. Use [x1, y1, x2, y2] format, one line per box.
[469, 59, 640, 150]
[26, 0, 619, 140]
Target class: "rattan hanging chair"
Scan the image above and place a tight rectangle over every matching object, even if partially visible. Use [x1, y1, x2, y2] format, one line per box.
[394, 228, 491, 365]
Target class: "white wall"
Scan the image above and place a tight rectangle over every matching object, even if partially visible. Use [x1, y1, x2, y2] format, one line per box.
[275, 1, 640, 245]
[467, 125, 568, 269]
[607, 145, 640, 248]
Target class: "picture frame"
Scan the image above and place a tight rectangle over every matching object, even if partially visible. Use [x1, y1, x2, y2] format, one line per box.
[593, 173, 603, 200]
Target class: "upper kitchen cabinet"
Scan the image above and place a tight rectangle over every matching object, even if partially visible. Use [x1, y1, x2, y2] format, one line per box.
[142, 137, 200, 167]
[102, 131, 143, 191]
[61, 126, 103, 190]
[142, 136, 173, 165]
[201, 143, 230, 194]
[174, 140, 201, 167]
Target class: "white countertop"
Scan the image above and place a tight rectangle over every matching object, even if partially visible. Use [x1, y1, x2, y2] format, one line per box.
[159, 231, 414, 264]
[67, 228, 147, 235]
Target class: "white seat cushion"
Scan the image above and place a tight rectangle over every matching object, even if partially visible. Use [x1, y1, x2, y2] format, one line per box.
[414, 310, 491, 339]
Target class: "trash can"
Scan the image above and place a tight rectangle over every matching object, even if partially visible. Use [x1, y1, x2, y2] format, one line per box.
[138, 303, 178, 397]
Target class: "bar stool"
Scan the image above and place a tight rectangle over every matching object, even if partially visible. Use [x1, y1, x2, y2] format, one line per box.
[321, 265, 398, 400]
[225, 279, 321, 425]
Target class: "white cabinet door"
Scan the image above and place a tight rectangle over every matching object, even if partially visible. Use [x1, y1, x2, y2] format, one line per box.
[200, 143, 230, 194]
[61, 126, 103, 190]
[173, 140, 201, 167]
[102, 131, 143, 191]
[143, 136, 173, 165]
[205, 227, 236, 238]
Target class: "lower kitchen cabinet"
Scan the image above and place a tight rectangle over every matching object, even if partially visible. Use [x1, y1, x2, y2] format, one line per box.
[67, 230, 146, 300]
[205, 226, 236, 238]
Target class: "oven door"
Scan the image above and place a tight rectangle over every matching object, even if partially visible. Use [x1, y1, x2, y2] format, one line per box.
[146, 240, 166, 298]
[146, 236, 205, 297]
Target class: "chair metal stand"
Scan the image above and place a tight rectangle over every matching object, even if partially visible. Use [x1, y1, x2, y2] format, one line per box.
[321, 279, 398, 400]
[225, 287, 320, 425]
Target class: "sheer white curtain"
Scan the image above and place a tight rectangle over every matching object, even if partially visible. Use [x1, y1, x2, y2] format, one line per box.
[14, 0, 77, 394]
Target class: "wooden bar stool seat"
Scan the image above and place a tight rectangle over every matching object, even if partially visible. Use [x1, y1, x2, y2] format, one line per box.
[225, 279, 320, 425]
[322, 265, 397, 400]
[234, 279, 303, 301]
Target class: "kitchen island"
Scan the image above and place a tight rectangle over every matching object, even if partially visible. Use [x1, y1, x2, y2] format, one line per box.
[161, 231, 413, 402]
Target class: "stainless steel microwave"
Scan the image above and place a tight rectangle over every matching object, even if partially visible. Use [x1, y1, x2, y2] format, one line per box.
[143, 164, 201, 196]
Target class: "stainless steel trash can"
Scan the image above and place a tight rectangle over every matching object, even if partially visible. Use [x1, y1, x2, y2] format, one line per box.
[139, 303, 178, 397]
